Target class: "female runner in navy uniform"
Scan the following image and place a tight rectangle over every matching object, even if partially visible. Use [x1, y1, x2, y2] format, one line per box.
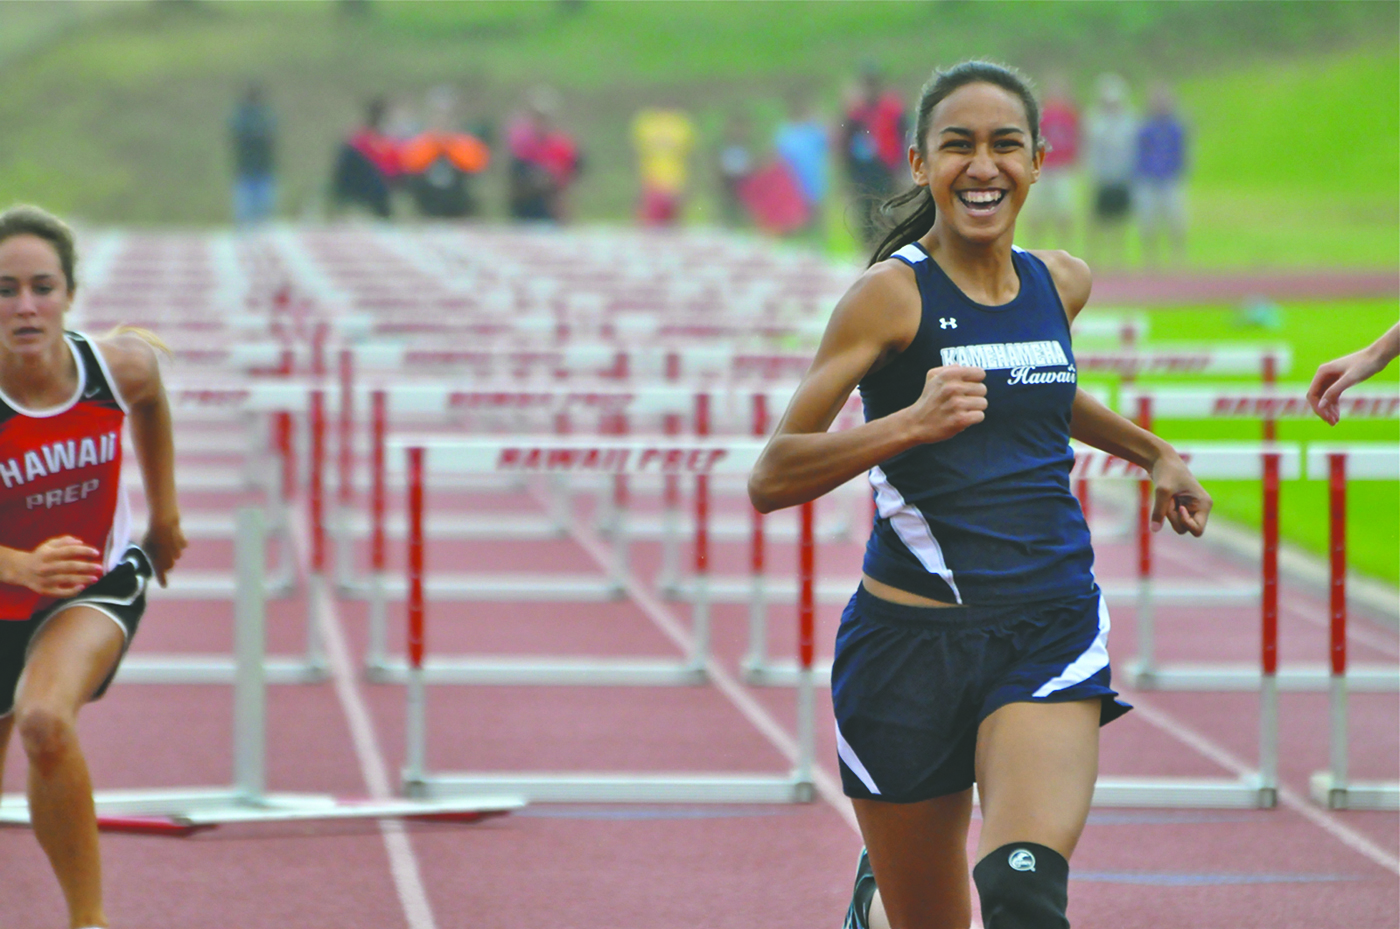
[749, 63, 1210, 929]
[0, 205, 185, 929]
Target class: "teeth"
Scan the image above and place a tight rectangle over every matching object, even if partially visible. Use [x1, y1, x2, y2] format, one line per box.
[960, 190, 1003, 205]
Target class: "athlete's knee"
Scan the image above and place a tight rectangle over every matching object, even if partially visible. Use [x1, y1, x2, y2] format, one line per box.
[15, 703, 78, 773]
[972, 842, 1069, 929]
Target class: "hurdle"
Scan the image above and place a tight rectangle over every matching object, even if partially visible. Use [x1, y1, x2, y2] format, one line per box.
[1122, 386, 1399, 691]
[0, 508, 524, 834]
[345, 384, 863, 680]
[1307, 444, 1400, 811]
[392, 436, 816, 803]
[114, 380, 323, 685]
[1075, 446, 1289, 809]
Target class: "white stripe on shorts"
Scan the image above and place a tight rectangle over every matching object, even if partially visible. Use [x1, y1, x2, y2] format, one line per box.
[835, 721, 881, 795]
[1032, 593, 1111, 698]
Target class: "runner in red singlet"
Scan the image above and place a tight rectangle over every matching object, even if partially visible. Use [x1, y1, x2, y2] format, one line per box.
[0, 205, 185, 929]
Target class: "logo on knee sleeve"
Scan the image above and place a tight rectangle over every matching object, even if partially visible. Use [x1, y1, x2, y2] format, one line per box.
[1008, 848, 1037, 872]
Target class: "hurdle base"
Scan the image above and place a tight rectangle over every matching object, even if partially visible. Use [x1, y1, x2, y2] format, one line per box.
[403, 772, 814, 804]
[0, 788, 526, 829]
[1309, 773, 1400, 811]
[343, 573, 622, 602]
[366, 656, 707, 686]
[1089, 775, 1276, 809]
[741, 658, 833, 688]
[114, 655, 328, 685]
[1126, 661, 1400, 692]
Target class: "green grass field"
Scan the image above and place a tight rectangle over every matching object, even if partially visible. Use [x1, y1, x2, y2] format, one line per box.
[1079, 300, 1399, 585]
[0, 0, 1395, 271]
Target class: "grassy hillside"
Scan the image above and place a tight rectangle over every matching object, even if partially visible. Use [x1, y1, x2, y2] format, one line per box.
[0, 0, 1395, 269]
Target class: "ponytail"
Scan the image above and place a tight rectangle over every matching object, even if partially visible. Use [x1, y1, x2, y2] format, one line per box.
[868, 186, 936, 266]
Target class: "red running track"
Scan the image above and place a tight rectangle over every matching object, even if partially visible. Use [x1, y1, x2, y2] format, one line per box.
[2, 478, 1397, 929]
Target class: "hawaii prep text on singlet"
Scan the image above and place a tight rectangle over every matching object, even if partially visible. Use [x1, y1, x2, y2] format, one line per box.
[0, 332, 131, 620]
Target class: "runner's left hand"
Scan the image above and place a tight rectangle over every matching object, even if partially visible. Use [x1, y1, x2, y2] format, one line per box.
[142, 517, 187, 587]
[1150, 454, 1211, 537]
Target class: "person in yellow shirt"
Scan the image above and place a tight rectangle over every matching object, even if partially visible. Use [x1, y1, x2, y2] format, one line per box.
[631, 107, 696, 225]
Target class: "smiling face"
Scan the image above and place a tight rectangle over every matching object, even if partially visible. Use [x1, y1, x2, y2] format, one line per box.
[910, 81, 1043, 246]
[0, 234, 72, 358]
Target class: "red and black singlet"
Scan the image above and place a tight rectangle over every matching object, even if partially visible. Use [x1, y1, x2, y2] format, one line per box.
[0, 331, 131, 620]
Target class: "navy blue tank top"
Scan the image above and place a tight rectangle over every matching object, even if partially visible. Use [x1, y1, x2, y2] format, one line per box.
[859, 242, 1095, 605]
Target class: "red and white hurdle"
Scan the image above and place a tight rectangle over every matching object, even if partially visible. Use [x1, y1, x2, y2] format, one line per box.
[390, 436, 817, 803]
[1, 508, 522, 832]
[1120, 386, 1399, 691]
[1306, 444, 1400, 811]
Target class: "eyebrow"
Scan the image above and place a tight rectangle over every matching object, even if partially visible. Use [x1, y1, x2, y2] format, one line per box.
[939, 126, 1027, 137]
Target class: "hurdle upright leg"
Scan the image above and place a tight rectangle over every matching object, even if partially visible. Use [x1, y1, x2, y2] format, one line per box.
[365, 389, 391, 678]
[1309, 449, 1400, 810]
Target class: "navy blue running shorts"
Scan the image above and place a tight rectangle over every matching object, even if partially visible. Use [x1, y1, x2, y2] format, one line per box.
[832, 583, 1131, 804]
[0, 546, 152, 718]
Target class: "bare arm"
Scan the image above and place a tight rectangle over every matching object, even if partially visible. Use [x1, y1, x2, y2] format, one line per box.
[1307, 322, 1400, 425]
[100, 334, 186, 585]
[1036, 248, 1212, 536]
[748, 260, 988, 513]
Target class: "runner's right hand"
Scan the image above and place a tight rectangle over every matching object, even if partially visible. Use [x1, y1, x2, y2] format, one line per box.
[904, 365, 988, 443]
[6, 536, 104, 598]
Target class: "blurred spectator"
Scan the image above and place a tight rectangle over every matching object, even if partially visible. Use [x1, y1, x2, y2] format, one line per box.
[1135, 82, 1189, 267]
[840, 64, 907, 247]
[506, 87, 582, 223]
[1025, 73, 1080, 249]
[330, 97, 400, 219]
[230, 82, 277, 226]
[631, 105, 696, 226]
[1085, 73, 1137, 267]
[774, 91, 830, 238]
[399, 86, 491, 219]
[716, 111, 754, 227]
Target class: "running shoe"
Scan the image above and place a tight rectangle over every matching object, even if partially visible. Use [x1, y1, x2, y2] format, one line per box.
[842, 846, 876, 929]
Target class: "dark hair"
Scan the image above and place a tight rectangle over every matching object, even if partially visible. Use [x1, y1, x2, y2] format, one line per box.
[868, 61, 1041, 267]
[0, 204, 78, 295]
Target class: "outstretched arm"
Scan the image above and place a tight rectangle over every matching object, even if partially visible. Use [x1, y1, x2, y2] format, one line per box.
[1037, 247, 1211, 536]
[1307, 322, 1400, 425]
[100, 334, 186, 585]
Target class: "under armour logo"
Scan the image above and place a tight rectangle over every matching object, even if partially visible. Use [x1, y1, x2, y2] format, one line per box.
[1008, 849, 1037, 872]
[939, 317, 957, 329]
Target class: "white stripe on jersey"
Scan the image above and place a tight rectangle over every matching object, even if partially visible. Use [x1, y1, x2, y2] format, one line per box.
[1033, 593, 1111, 697]
[835, 721, 881, 795]
[869, 466, 962, 604]
[893, 243, 928, 263]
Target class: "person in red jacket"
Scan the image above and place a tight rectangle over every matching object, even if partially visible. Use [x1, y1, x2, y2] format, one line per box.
[841, 64, 908, 247]
[506, 87, 582, 223]
[0, 205, 185, 929]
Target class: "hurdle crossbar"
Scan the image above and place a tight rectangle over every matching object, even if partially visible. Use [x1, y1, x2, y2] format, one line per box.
[393, 437, 815, 803]
[1306, 445, 1400, 811]
[0, 509, 524, 832]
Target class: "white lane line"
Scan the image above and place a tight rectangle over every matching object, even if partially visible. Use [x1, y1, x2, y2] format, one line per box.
[564, 517, 859, 835]
[292, 521, 439, 929]
[1128, 695, 1400, 875]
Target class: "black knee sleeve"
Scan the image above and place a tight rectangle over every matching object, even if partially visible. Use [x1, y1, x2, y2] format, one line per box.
[972, 842, 1070, 929]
